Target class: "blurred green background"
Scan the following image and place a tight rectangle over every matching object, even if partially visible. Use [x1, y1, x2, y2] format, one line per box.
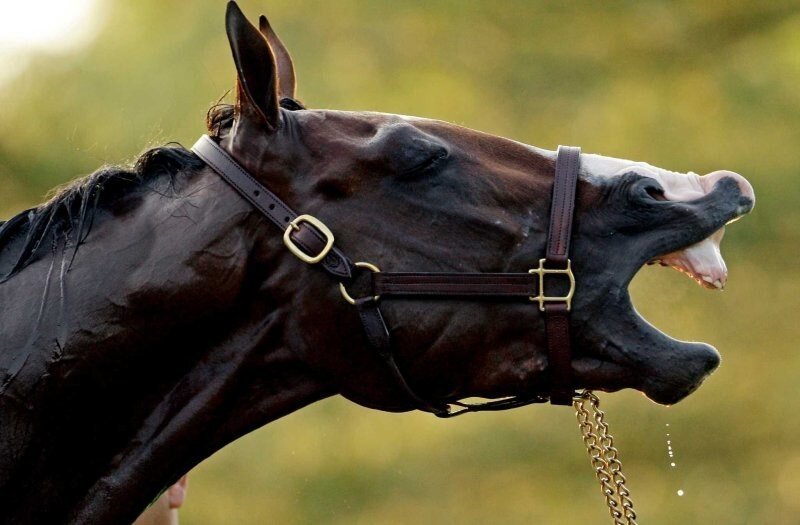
[1, 1, 798, 523]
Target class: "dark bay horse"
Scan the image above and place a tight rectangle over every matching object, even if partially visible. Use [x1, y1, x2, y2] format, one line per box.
[0, 2, 754, 523]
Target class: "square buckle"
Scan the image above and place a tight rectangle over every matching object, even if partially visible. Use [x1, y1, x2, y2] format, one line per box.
[529, 258, 576, 312]
[283, 214, 335, 264]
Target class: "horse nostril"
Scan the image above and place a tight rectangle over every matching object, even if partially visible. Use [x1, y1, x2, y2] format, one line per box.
[645, 185, 667, 201]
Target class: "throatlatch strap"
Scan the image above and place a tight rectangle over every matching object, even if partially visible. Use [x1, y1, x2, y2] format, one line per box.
[354, 298, 449, 416]
[544, 145, 581, 405]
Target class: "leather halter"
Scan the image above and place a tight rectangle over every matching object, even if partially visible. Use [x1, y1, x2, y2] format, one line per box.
[192, 135, 580, 416]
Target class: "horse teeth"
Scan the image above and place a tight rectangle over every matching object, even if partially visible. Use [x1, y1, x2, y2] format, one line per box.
[700, 275, 724, 290]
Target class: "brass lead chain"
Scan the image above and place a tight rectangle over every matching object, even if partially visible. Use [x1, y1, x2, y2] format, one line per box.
[574, 390, 638, 525]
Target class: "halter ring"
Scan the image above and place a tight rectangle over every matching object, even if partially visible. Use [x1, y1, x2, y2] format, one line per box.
[340, 262, 381, 305]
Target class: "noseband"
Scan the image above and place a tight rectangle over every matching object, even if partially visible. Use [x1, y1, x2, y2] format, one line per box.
[192, 135, 581, 417]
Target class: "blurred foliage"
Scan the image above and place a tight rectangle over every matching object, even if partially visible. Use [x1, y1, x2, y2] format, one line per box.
[1, 1, 799, 524]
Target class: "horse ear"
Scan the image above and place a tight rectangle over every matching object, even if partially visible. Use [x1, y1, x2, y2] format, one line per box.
[259, 15, 297, 99]
[225, 1, 280, 130]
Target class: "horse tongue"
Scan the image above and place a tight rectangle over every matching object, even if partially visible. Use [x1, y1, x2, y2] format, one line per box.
[658, 228, 727, 289]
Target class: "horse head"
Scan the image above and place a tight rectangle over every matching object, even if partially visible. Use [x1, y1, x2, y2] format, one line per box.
[218, 2, 754, 411]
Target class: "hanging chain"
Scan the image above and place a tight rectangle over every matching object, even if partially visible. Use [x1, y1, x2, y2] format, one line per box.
[574, 390, 638, 525]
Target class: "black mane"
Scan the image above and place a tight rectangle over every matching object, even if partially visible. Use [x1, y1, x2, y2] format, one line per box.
[0, 97, 304, 282]
[0, 145, 205, 281]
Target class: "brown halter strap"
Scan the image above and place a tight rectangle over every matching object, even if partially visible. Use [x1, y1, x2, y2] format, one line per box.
[192, 135, 580, 416]
[543, 145, 580, 405]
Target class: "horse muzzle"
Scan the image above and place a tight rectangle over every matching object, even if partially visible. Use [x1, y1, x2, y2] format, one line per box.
[639, 341, 721, 405]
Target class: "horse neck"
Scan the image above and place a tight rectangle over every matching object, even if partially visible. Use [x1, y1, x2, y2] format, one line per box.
[0, 165, 334, 524]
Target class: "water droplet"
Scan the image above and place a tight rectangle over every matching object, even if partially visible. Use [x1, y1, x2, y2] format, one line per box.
[666, 423, 670, 427]
[677, 489, 685, 496]
[670, 462, 676, 467]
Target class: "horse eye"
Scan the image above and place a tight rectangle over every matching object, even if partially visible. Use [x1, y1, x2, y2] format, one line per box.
[397, 141, 449, 178]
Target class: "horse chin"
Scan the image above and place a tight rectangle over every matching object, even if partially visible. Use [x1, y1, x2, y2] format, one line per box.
[591, 323, 721, 406]
[627, 298, 722, 405]
[578, 282, 722, 405]
[570, 354, 714, 406]
[634, 304, 721, 406]
[639, 342, 720, 405]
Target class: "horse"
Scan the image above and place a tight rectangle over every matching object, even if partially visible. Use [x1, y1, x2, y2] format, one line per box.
[0, 2, 754, 523]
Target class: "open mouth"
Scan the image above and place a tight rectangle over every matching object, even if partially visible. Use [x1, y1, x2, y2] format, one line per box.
[649, 228, 728, 289]
[648, 170, 755, 291]
[638, 170, 755, 403]
[578, 169, 755, 405]
[648, 171, 755, 290]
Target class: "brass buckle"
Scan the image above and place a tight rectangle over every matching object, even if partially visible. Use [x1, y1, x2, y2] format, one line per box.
[283, 214, 335, 264]
[529, 258, 576, 312]
[339, 262, 381, 305]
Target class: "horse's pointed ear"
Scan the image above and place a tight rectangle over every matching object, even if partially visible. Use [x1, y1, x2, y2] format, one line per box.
[225, 1, 280, 130]
[259, 15, 297, 100]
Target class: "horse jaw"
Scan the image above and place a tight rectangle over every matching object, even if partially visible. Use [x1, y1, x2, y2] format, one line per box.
[582, 302, 721, 405]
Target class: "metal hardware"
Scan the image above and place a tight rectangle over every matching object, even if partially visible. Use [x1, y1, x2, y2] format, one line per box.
[283, 214, 335, 264]
[575, 390, 637, 525]
[339, 262, 382, 305]
[529, 258, 576, 311]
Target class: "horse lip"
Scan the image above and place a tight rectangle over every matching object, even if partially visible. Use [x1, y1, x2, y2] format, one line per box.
[577, 299, 722, 405]
[640, 341, 721, 405]
[633, 176, 753, 286]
